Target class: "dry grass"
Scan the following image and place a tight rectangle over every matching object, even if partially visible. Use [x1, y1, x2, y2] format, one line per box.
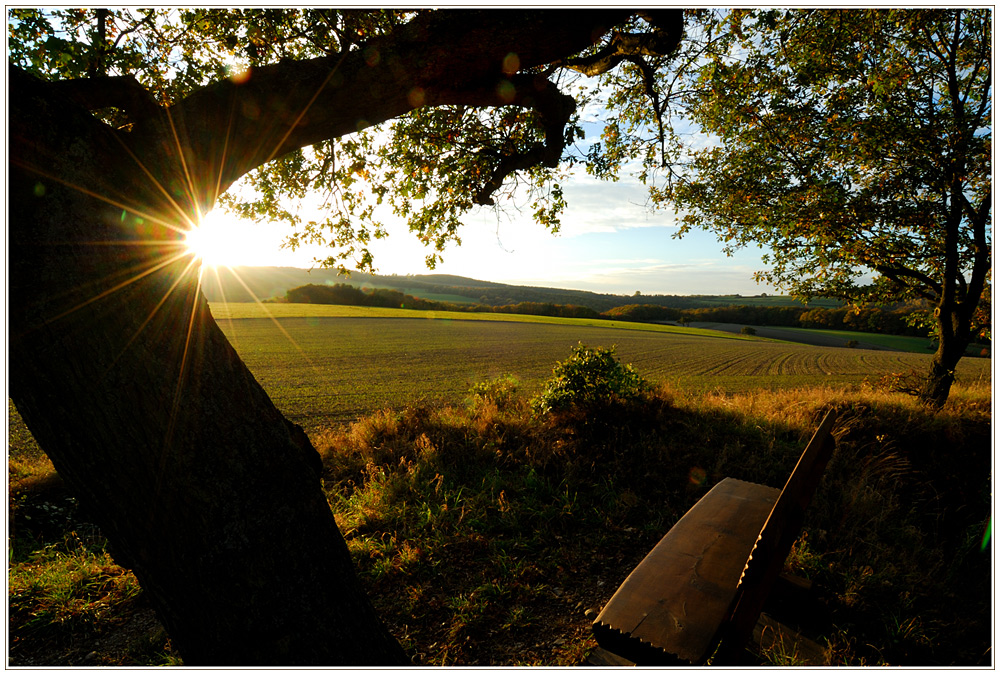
[310, 378, 991, 665]
[8, 377, 992, 666]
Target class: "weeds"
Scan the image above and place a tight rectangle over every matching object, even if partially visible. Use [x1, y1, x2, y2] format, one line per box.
[8, 376, 991, 666]
[530, 343, 651, 414]
[316, 375, 991, 666]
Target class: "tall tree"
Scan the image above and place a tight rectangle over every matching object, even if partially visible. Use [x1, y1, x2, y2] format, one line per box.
[7, 8, 682, 665]
[594, 8, 991, 407]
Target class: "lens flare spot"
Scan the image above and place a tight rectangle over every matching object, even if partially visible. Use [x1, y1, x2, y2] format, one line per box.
[502, 52, 520, 75]
[497, 80, 516, 103]
[408, 87, 426, 107]
[228, 64, 251, 85]
[688, 466, 707, 487]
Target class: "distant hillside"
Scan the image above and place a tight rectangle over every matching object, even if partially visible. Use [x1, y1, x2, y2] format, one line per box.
[198, 265, 840, 312]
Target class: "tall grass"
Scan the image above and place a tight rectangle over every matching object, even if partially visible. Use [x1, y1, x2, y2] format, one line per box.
[9, 379, 991, 665]
[311, 378, 991, 665]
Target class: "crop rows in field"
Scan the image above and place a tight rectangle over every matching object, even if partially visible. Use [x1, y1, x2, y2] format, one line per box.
[215, 312, 990, 432]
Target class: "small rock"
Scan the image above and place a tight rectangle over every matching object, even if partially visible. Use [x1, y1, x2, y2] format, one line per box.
[584, 607, 599, 620]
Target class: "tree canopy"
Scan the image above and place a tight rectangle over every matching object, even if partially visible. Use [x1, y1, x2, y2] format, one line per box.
[8, 8, 682, 270]
[8, 8, 689, 664]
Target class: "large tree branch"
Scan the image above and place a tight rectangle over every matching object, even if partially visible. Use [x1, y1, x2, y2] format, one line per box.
[961, 187, 992, 320]
[874, 262, 942, 301]
[126, 11, 635, 200]
[32, 10, 685, 231]
[557, 9, 683, 76]
[118, 9, 684, 213]
[49, 74, 161, 124]
[426, 74, 577, 206]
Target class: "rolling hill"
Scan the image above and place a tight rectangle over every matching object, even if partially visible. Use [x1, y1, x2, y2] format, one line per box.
[197, 265, 839, 313]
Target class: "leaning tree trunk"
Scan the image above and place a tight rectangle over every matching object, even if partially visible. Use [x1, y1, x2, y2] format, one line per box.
[919, 308, 972, 410]
[9, 68, 406, 665]
[9, 9, 686, 663]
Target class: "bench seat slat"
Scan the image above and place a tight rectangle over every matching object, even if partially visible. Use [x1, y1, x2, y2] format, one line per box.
[593, 478, 780, 665]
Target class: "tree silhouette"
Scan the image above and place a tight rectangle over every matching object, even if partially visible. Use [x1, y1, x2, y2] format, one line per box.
[8, 9, 682, 664]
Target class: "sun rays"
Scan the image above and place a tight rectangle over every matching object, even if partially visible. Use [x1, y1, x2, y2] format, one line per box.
[13, 60, 352, 470]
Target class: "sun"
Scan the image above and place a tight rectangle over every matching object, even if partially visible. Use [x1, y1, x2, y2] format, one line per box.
[185, 210, 258, 268]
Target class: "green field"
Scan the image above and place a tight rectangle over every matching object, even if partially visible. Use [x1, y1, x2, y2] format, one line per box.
[210, 303, 990, 432]
[214, 301, 736, 336]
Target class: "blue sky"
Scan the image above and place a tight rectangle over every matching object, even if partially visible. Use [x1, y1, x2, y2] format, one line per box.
[202, 172, 779, 296]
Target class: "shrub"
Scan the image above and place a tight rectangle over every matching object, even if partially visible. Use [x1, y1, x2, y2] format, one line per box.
[469, 374, 520, 412]
[530, 343, 651, 415]
[741, 326, 757, 336]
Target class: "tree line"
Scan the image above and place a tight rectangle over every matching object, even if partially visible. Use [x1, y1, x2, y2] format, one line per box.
[286, 284, 965, 341]
[285, 283, 602, 319]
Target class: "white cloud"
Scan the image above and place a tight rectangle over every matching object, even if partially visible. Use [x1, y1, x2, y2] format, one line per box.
[558, 171, 678, 237]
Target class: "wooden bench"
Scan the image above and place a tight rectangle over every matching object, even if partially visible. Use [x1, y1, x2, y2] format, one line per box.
[591, 410, 837, 666]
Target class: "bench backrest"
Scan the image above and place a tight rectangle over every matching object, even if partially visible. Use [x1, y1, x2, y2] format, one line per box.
[713, 408, 838, 663]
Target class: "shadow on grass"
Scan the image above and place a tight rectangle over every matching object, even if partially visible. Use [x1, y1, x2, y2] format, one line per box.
[9, 384, 991, 666]
[316, 386, 991, 666]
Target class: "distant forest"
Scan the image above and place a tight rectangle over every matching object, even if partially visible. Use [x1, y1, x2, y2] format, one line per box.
[195, 266, 960, 340]
[283, 282, 939, 340]
[198, 265, 840, 312]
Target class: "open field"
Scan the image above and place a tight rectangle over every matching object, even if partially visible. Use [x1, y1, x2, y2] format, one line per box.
[209, 303, 990, 433]
[210, 301, 737, 335]
[8, 302, 992, 667]
[692, 321, 986, 354]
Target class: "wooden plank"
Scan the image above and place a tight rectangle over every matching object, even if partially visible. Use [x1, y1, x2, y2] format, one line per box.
[592, 478, 780, 665]
[713, 410, 838, 663]
[754, 613, 830, 666]
[584, 646, 635, 666]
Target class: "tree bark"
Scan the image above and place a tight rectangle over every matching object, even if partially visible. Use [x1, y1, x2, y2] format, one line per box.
[9, 9, 685, 664]
[920, 302, 975, 409]
[10, 66, 408, 666]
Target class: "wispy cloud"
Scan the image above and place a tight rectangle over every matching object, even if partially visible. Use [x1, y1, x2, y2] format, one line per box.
[558, 171, 679, 236]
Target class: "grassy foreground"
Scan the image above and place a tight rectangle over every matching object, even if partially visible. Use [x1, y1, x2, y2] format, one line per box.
[8, 377, 992, 666]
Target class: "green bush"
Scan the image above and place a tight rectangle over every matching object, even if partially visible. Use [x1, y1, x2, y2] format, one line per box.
[469, 374, 520, 411]
[530, 343, 651, 414]
[741, 326, 757, 336]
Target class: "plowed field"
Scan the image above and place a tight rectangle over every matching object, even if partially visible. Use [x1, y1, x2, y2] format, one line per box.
[214, 308, 990, 432]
